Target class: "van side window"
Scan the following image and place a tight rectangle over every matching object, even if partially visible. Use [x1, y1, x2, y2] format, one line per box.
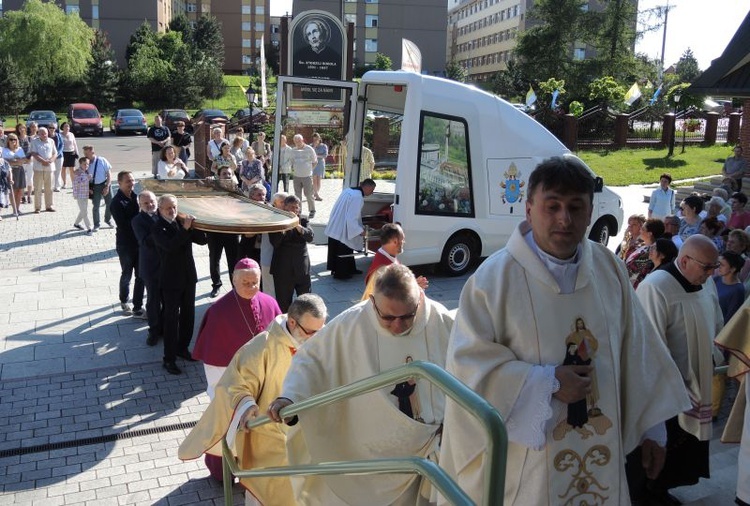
[415, 113, 473, 217]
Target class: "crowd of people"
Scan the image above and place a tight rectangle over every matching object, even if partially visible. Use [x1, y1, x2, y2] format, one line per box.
[5, 117, 750, 504]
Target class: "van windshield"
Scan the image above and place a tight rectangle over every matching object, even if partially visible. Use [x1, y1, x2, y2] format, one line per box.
[73, 109, 99, 119]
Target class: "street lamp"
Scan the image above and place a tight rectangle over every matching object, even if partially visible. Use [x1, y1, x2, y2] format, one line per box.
[668, 92, 681, 157]
[246, 87, 258, 135]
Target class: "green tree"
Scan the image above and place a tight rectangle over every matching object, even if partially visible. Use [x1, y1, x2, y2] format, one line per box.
[589, 0, 638, 77]
[374, 53, 392, 70]
[194, 15, 225, 65]
[125, 22, 156, 63]
[489, 59, 527, 101]
[169, 13, 194, 44]
[86, 30, 119, 112]
[445, 60, 467, 83]
[0, 0, 94, 91]
[0, 55, 33, 122]
[588, 76, 626, 107]
[674, 48, 701, 83]
[515, 0, 591, 83]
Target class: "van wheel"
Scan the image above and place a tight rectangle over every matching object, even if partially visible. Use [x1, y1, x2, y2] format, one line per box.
[440, 234, 477, 276]
[589, 219, 611, 246]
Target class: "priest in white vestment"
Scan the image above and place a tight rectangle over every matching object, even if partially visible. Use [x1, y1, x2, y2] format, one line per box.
[635, 234, 724, 500]
[439, 157, 689, 506]
[325, 179, 376, 279]
[268, 264, 454, 505]
[714, 298, 750, 506]
[178, 295, 327, 506]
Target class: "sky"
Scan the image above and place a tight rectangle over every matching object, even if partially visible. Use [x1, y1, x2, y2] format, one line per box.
[271, 0, 750, 71]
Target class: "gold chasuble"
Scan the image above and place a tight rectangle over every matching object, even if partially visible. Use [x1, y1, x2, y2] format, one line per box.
[178, 316, 298, 506]
[282, 298, 454, 506]
[439, 223, 689, 505]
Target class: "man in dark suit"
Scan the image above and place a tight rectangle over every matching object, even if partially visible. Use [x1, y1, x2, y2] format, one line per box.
[131, 190, 161, 347]
[151, 194, 208, 375]
[269, 195, 314, 312]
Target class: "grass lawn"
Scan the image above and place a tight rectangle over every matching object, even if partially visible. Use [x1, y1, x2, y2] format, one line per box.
[577, 144, 731, 186]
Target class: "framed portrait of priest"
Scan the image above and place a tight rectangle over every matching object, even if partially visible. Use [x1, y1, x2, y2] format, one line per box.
[289, 10, 347, 101]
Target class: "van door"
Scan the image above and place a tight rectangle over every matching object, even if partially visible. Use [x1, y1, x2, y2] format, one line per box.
[272, 76, 359, 192]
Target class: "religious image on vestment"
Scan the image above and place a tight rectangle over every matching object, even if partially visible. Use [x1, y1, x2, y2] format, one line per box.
[553, 317, 613, 441]
[390, 355, 425, 423]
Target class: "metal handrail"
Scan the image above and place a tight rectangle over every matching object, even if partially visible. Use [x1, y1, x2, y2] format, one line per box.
[221, 360, 507, 506]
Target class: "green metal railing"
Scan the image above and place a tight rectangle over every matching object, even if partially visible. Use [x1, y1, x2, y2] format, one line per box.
[221, 360, 507, 506]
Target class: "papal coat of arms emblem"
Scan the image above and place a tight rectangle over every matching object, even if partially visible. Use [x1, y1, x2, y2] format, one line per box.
[500, 162, 524, 204]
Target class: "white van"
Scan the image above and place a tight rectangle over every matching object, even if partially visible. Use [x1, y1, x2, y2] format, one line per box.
[273, 71, 623, 275]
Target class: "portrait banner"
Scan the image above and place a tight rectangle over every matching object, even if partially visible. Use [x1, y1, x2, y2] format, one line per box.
[289, 10, 347, 101]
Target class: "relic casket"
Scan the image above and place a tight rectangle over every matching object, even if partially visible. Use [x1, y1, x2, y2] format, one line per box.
[138, 179, 298, 234]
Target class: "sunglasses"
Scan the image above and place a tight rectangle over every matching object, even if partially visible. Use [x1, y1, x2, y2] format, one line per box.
[370, 296, 419, 322]
[686, 255, 720, 272]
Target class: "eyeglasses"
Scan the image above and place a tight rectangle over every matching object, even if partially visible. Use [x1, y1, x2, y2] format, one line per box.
[686, 255, 720, 272]
[370, 296, 419, 323]
[293, 318, 320, 336]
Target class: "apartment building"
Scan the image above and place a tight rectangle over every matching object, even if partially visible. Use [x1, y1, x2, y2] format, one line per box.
[446, 0, 533, 83]
[293, 0, 448, 75]
[186, 0, 271, 73]
[447, 0, 638, 84]
[1, 0, 271, 73]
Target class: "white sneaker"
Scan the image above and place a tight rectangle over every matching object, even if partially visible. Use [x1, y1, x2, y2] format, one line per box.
[120, 302, 133, 315]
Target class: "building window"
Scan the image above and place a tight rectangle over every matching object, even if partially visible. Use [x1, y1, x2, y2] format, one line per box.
[242, 55, 252, 64]
[256, 22, 264, 31]
[574, 48, 586, 60]
[365, 0, 378, 3]
[66, 5, 80, 14]
[242, 38, 251, 48]
[188, 3, 197, 12]
[416, 113, 474, 217]
[365, 15, 378, 28]
[365, 39, 377, 52]
[241, 5, 250, 14]
[255, 6, 264, 15]
[255, 38, 262, 48]
[242, 22, 251, 32]
[92, 5, 98, 19]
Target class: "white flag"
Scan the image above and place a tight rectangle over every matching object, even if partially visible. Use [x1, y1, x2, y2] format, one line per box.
[260, 35, 268, 108]
[624, 82, 641, 106]
[401, 39, 421, 73]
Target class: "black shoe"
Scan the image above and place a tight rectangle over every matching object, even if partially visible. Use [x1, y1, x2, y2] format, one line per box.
[308, 210, 316, 219]
[210, 286, 221, 298]
[354, 269, 363, 274]
[177, 349, 197, 362]
[163, 360, 182, 375]
[146, 334, 158, 347]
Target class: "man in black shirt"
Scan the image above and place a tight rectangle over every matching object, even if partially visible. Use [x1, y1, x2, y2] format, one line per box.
[171, 121, 192, 166]
[109, 171, 144, 317]
[147, 115, 171, 178]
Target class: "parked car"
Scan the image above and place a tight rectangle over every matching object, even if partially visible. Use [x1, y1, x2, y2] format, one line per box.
[68, 103, 104, 136]
[109, 109, 147, 135]
[191, 108, 229, 126]
[228, 107, 269, 133]
[158, 108, 193, 134]
[26, 110, 58, 129]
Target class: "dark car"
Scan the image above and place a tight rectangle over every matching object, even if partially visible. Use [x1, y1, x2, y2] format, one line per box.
[228, 107, 269, 133]
[191, 109, 229, 127]
[158, 108, 193, 134]
[26, 110, 58, 130]
[109, 109, 148, 135]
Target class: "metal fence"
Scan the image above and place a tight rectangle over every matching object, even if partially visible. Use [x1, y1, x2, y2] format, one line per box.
[222, 360, 508, 506]
[577, 105, 616, 147]
[627, 105, 664, 143]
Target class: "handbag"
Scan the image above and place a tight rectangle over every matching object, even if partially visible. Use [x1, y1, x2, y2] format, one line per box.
[89, 158, 100, 200]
